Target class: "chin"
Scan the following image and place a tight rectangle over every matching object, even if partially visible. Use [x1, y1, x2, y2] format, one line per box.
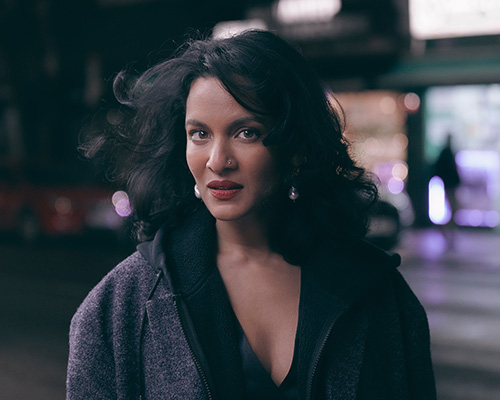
[208, 210, 248, 222]
[205, 202, 253, 222]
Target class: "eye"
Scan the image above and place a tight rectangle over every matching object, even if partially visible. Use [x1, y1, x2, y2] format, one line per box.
[189, 130, 210, 142]
[236, 128, 261, 141]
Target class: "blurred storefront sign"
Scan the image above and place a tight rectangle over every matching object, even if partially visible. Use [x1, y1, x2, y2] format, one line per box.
[335, 90, 416, 246]
[409, 0, 500, 40]
[425, 84, 500, 228]
[274, 0, 341, 24]
[373, 2, 500, 228]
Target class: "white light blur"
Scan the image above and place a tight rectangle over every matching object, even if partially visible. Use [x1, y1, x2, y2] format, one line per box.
[428, 176, 451, 225]
[112, 190, 132, 217]
[456, 150, 500, 198]
[409, 0, 500, 39]
[212, 19, 268, 39]
[275, 0, 342, 24]
[403, 93, 420, 112]
[456, 150, 500, 170]
[392, 162, 408, 181]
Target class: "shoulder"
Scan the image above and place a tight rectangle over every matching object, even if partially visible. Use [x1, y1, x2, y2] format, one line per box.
[355, 245, 428, 329]
[307, 239, 401, 298]
[313, 238, 401, 272]
[387, 267, 428, 322]
[350, 241, 423, 308]
[79, 251, 158, 307]
[67, 252, 161, 397]
[70, 251, 160, 336]
[308, 238, 429, 320]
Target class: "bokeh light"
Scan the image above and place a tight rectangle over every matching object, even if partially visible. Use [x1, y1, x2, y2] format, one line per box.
[428, 176, 452, 225]
[388, 177, 405, 194]
[112, 191, 132, 217]
[392, 162, 408, 180]
[403, 92, 420, 112]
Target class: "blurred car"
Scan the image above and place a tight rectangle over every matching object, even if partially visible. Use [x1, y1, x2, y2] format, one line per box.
[0, 161, 124, 241]
[366, 198, 401, 250]
[366, 189, 415, 250]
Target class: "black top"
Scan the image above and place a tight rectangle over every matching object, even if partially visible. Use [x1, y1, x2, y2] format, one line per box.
[234, 316, 299, 400]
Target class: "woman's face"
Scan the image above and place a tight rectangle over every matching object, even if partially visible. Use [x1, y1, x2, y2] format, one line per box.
[185, 77, 281, 223]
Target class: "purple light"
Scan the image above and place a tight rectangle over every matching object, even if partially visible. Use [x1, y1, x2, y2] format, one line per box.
[486, 211, 500, 227]
[456, 150, 500, 170]
[112, 191, 132, 217]
[454, 209, 500, 227]
[115, 198, 131, 217]
[387, 177, 404, 194]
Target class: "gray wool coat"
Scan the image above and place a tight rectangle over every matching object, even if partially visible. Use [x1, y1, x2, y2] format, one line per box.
[66, 206, 436, 399]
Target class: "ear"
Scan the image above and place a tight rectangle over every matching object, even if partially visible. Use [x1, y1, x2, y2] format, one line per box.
[291, 154, 306, 167]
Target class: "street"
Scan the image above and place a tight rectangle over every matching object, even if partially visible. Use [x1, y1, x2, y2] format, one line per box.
[396, 228, 500, 400]
[0, 227, 499, 399]
[0, 236, 131, 400]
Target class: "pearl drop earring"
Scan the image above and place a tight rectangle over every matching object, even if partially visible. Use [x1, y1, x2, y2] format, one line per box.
[194, 184, 201, 199]
[288, 186, 299, 201]
[289, 165, 300, 201]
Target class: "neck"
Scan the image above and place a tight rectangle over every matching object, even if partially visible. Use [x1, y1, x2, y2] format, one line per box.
[216, 216, 273, 260]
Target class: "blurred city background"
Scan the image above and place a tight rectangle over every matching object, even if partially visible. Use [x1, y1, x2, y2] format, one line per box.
[1, 0, 500, 399]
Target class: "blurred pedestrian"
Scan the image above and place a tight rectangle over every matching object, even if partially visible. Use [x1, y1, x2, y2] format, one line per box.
[67, 30, 436, 399]
[434, 133, 461, 248]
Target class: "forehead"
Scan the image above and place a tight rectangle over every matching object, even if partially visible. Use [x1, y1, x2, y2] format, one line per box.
[185, 77, 259, 122]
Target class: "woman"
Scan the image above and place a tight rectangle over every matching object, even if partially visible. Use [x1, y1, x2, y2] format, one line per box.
[67, 30, 436, 399]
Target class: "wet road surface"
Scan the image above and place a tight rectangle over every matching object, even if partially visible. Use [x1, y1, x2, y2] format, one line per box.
[396, 228, 500, 400]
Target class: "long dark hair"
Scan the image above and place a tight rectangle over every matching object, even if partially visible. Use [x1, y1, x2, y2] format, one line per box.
[82, 30, 377, 264]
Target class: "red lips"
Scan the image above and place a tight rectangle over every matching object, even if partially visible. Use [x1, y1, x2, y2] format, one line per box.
[207, 180, 243, 200]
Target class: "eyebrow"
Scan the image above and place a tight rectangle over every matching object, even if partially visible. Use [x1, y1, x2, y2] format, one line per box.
[185, 116, 269, 130]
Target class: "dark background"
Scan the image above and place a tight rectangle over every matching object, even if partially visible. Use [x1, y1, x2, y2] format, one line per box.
[0, 0, 403, 167]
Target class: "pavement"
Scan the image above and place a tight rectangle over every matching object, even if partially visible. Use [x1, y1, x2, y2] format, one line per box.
[395, 227, 500, 400]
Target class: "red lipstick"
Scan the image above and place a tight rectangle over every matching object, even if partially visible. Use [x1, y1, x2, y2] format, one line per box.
[207, 180, 243, 200]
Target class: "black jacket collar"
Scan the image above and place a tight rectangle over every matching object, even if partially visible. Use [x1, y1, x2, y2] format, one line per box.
[138, 205, 217, 295]
[138, 204, 400, 298]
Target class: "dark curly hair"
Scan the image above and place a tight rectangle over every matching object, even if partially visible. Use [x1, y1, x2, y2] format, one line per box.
[82, 29, 377, 264]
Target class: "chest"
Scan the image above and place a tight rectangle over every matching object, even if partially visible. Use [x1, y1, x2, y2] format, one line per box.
[218, 262, 301, 385]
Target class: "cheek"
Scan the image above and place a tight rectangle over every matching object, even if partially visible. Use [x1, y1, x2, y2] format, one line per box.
[185, 147, 203, 177]
[253, 155, 281, 192]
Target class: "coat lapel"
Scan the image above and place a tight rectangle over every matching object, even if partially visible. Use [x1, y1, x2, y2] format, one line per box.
[161, 205, 245, 399]
[298, 266, 348, 399]
[183, 269, 245, 399]
[297, 239, 388, 399]
[144, 290, 209, 398]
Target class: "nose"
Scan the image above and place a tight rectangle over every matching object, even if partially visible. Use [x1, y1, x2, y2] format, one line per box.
[206, 138, 237, 173]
